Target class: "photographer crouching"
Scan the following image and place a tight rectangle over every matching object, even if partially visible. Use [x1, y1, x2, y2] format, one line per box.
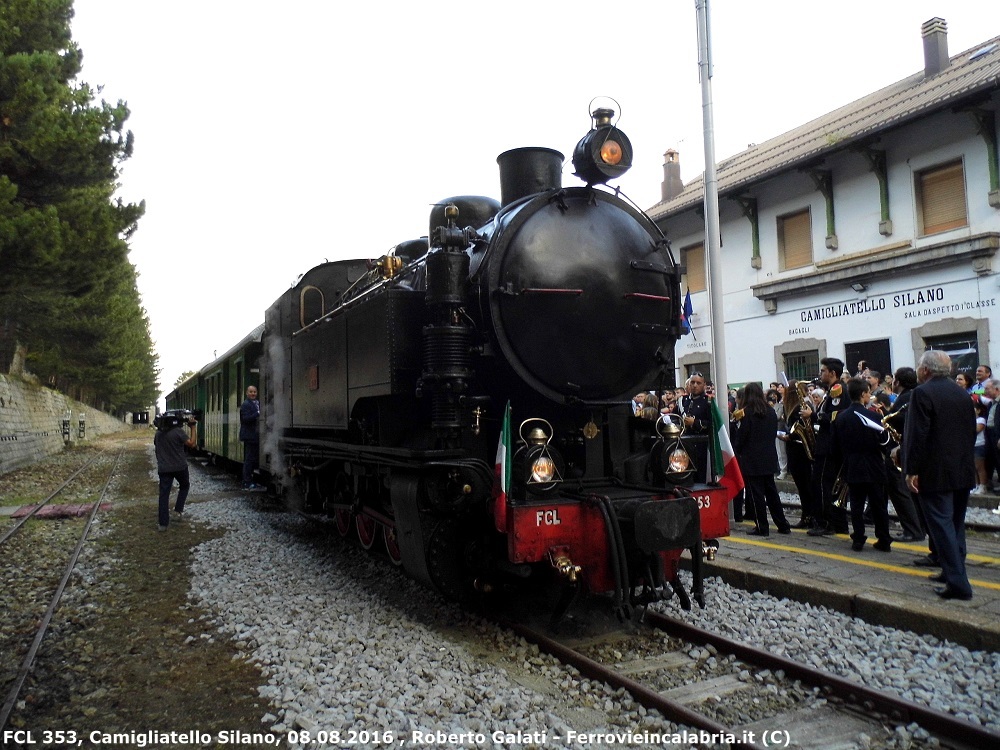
[152, 410, 198, 531]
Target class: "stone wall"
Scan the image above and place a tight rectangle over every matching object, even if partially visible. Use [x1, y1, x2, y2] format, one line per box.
[0, 374, 138, 475]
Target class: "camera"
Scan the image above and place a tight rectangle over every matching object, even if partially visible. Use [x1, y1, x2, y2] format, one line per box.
[154, 409, 196, 430]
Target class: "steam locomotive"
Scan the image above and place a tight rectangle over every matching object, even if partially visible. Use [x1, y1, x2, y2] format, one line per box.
[169, 108, 734, 617]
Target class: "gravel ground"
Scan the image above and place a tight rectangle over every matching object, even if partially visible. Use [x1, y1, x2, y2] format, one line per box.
[185, 475, 999, 747]
[184, 492, 686, 748]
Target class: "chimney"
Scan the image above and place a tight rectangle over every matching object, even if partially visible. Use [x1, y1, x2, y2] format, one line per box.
[660, 149, 683, 202]
[922, 17, 949, 78]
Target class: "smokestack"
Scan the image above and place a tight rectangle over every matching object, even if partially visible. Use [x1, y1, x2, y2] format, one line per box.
[496, 147, 564, 208]
[660, 149, 683, 202]
[922, 17, 949, 78]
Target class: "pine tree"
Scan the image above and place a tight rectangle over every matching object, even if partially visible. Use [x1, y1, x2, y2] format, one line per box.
[0, 0, 156, 413]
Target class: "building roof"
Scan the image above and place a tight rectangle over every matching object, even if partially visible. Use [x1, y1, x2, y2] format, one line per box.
[647, 33, 1000, 221]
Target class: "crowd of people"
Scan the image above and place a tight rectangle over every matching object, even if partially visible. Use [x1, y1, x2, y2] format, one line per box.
[641, 352, 988, 602]
[733, 353, 985, 601]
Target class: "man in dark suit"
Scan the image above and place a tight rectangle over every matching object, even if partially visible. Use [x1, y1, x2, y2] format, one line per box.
[902, 350, 976, 601]
[833, 379, 892, 551]
[680, 373, 711, 433]
[680, 373, 712, 483]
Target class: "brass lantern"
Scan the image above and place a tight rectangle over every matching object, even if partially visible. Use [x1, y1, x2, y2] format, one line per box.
[514, 418, 564, 493]
[655, 413, 696, 486]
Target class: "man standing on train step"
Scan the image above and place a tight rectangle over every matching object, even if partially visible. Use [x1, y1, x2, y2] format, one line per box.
[903, 350, 976, 601]
[240, 385, 261, 490]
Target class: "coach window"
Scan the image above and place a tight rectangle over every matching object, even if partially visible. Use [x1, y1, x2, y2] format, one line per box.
[682, 242, 706, 293]
[916, 160, 968, 236]
[777, 209, 812, 271]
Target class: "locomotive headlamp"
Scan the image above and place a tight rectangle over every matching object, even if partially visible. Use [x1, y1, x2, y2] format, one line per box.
[668, 446, 692, 473]
[572, 107, 633, 185]
[599, 139, 623, 166]
[514, 418, 564, 493]
[655, 413, 695, 486]
[531, 455, 556, 483]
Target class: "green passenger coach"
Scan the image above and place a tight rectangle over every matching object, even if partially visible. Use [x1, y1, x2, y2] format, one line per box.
[165, 324, 263, 466]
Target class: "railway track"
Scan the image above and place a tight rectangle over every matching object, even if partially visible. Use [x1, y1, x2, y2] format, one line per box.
[0, 447, 124, 730]
[503, 607, 999, 750]
[0, 451, 104, 546]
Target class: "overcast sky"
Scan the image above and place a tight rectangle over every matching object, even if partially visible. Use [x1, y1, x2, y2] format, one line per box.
[68, 0, 1000, 405]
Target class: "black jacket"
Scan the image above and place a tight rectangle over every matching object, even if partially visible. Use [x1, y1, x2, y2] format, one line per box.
[732, 408, 779, 476]
[681, 394, 711, 434]
[813, 383, 850, 457]
[832, 403, 888, 484]
[902, 375, 976, 491]
[239, 398, 260, 443]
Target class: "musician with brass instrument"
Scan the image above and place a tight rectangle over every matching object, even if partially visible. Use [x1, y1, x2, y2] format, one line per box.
[781, 379, 819, 528]
[804, 358, 851, 536]
[832, 378, 893, 551]
[881, 367, 927, 544]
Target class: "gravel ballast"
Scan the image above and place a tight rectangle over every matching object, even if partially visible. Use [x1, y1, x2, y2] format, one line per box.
[184, 476, 999, 744]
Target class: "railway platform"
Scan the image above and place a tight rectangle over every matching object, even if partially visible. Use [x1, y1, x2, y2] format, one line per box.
[700, 509, 1000, 654]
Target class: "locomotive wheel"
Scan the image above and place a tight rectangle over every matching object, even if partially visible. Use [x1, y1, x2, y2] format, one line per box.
[426, 515, 482, 601]
[332, 472, 353, 537]
[356, 513, 377, 549]
[334, 509, 352, 537]
[383, 524, 402, 566]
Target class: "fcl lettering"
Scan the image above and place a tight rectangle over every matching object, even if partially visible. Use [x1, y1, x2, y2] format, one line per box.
[536, 509, 561, 526]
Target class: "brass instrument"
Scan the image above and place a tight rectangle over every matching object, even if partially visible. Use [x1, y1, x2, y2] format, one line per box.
[832, 468, 850, 508]
[731, 407, 745, 422]
[785, 380, 816, 462]
[783, 379, 804, 419]
[882, 402, 909, 469]
[881, 403, 909, 445]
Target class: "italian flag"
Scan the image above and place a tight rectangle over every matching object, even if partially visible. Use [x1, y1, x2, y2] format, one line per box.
[711, 398, 745, 496]
[492, 401, 512, 532]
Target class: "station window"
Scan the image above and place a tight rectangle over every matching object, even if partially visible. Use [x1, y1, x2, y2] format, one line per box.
[924, 333, 978, 376]
[916, 160, 968, 236]
[685, 363, 711, 383]
[783, 350, 819, 382]
[682, 242, 706, 293]
[777, 209, 812, 271]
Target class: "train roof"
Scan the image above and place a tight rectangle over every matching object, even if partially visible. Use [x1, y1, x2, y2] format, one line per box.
[167, 323, 264, 399]
[200, 323, 265, 373]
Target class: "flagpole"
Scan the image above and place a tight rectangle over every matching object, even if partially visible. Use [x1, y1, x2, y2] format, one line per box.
[695, 0, 729, 424]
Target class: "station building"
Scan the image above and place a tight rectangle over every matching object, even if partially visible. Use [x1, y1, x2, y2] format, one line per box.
[648, 18, 1000, 387]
